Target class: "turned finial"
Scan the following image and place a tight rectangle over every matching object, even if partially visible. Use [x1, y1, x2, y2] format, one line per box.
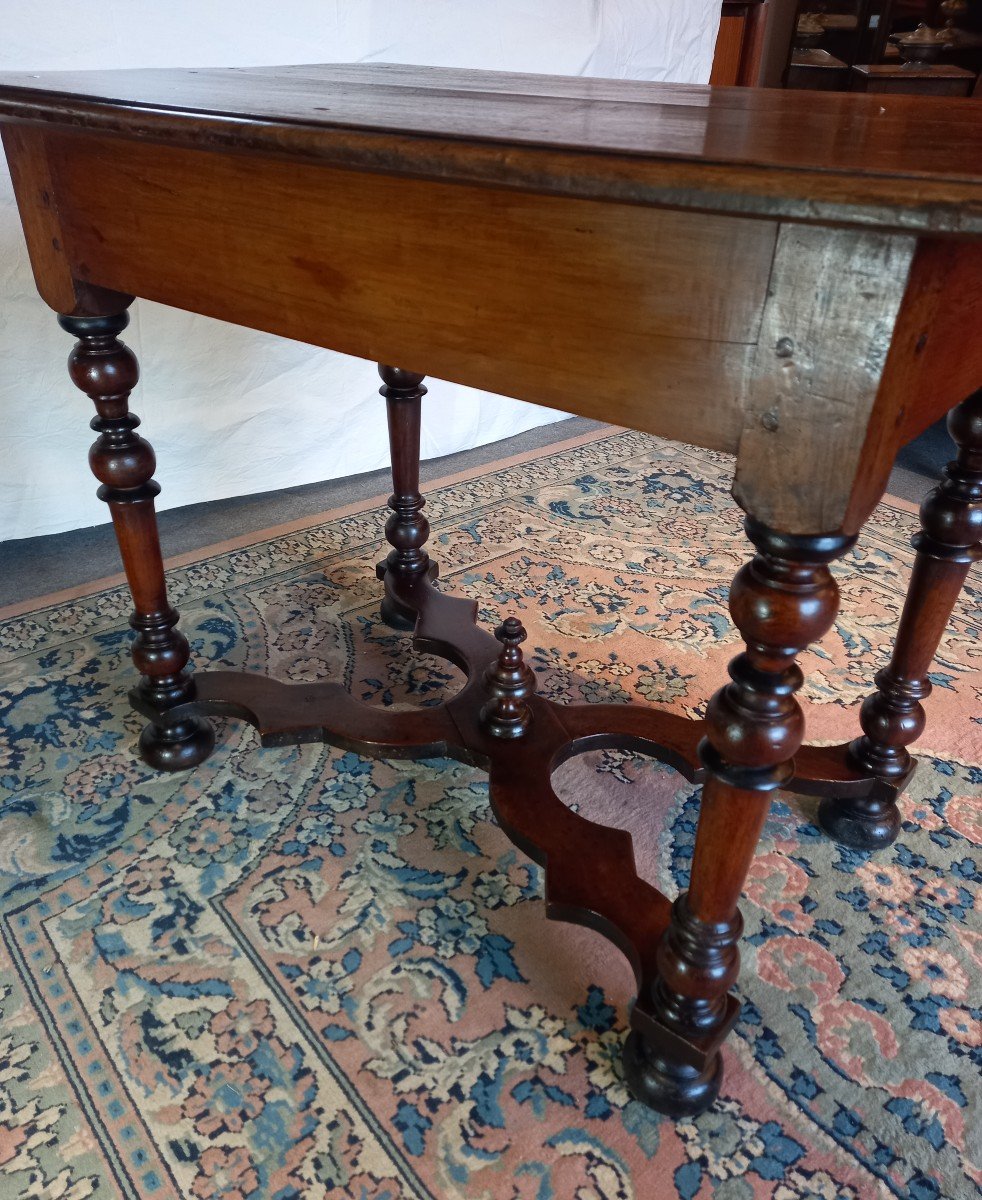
[481, 616, 536, 738]
[378, 364, 426, 394]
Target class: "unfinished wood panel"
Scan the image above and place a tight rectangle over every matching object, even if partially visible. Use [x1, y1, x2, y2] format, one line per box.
[734, 223, 917, 535]
[48, 131, 777, 451]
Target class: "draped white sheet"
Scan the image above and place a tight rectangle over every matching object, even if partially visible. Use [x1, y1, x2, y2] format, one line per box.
[0, 1, 721, 540]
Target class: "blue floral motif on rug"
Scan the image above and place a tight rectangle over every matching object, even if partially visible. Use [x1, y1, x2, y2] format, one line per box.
[0, 430, 979, 1199]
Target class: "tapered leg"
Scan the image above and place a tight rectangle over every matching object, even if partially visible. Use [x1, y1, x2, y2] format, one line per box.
[375, 365, 436, 629]
[624, 519, 855, 1116]
[819, 391, 982, 850]
[60, 311, 214, 771]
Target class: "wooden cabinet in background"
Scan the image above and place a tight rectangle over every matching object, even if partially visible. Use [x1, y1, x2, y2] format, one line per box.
[787, 47, 852, 87]
[711, 1, 770, 84]
[851, 62, 977, 91]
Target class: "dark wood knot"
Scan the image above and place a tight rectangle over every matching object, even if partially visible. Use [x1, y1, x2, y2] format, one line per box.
[481, 617, 536, 739]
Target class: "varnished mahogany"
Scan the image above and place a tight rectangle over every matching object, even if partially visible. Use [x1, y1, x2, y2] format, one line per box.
[1, 63, 979, 1119]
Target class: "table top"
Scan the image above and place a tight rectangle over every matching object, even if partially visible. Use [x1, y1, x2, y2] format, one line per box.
[1, 62, 981, 234]
[852, 64, 977, 79]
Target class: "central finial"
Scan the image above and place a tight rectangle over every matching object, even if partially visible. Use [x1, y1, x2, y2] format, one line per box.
[481, 616, 536, 738]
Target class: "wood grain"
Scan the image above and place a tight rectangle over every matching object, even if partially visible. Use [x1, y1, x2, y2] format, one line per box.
[47, 130, 777, 453]
[6, 107, 978, 535]
[0, 63, 980, 235]
[0, 124, 128, 315]
[711, 2, 769, 87]
[711, 15, 748, 87]
[734, 223, 917, 534]
[844, 239, 982, 530]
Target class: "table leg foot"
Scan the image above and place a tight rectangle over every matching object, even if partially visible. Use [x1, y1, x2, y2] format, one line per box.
[819, 390, 981, 850]
[139, 715, 216, 772]
[378, 592, 417, 632]
[817, 791, 901, 850]
[622, 1031, 722, 1118]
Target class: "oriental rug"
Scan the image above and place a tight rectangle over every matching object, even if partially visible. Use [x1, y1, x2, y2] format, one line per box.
[0, 427, 979, 1200]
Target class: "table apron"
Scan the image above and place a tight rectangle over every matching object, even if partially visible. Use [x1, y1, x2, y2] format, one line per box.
[7, 125, 982, 536]
[44, 128, 782, 454]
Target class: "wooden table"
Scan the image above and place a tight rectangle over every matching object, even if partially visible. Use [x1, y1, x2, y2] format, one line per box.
[1, 64, 980, 1119]
[851, 62, 978, 96]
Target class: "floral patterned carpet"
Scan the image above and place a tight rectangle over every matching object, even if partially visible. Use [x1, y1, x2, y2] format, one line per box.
[0, 428, 979, 1200]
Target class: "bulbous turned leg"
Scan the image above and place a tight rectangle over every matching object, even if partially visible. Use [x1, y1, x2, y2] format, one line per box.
[819, 390, 982, 850]
[375, 365, 437, 630]
[624, 520, 855, 1116]
[60, 311, 214, 771]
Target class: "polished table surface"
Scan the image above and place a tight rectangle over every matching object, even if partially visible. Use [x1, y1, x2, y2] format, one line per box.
[2, 65, 980, 536]
[1, 64, 979, 1118]
[0, 62, 981, 234]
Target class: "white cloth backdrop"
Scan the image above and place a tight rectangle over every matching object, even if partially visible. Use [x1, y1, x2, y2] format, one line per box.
[0, 1, 721, 541]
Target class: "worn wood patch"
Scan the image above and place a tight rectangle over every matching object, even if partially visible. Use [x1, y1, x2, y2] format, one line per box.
[734, 224, 917, 535]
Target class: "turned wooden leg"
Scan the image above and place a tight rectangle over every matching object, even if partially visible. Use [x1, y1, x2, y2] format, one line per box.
[375, 364, 437, 630]
[819, 391, 982, 850]
[60, 311, 215, 771]
[624, 519, 855, 1116]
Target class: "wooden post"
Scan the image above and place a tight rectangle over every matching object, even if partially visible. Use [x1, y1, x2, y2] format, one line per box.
[820, 390, 982, 848]
[375, 365, 436, 630]
[60, 311, 215, 770]
[625, 519, 855, 1115]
